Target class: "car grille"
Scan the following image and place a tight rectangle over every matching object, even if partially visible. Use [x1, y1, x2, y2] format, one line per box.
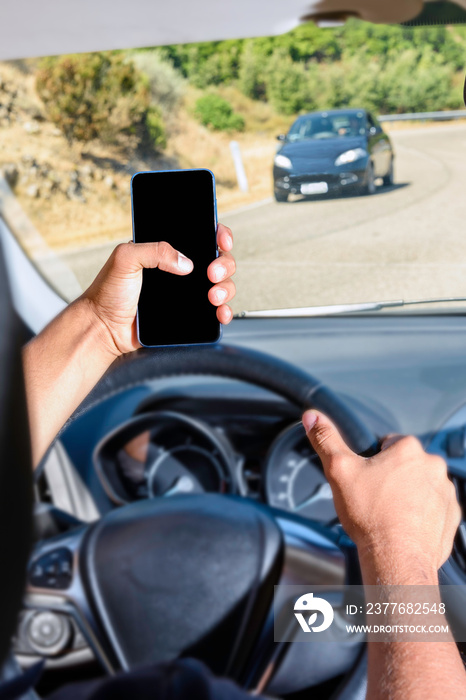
[289, 173, 342, 186]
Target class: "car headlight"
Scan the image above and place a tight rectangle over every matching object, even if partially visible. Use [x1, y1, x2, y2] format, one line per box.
[335, 148, 367, 166]
[274, 154, 292, 169]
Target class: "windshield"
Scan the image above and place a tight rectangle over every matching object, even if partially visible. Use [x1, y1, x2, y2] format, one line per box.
[1, 20, 466, 314]
[287, 111, 366, 141]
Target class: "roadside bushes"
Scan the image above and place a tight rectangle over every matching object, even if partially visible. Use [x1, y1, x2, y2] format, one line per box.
[145, 106, 167, 150]
[195, 94, 245, 131]
[36, 52, 167, 149]
[129, 51, 185, 116]
[264, 50, 310, 115]
[238, 43, 267, 100]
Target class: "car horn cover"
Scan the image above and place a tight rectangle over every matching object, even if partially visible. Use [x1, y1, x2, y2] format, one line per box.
[80, 494, 283, 679]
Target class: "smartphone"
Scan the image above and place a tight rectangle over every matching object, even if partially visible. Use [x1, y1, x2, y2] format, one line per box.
[131, 169, 220, 347]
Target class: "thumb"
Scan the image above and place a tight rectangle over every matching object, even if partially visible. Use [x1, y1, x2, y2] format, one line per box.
[302, 410, 354, 471]
[113, 241, 193, 276]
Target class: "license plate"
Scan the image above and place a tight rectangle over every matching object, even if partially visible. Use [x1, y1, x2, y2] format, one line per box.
[301, 182, 328, 195]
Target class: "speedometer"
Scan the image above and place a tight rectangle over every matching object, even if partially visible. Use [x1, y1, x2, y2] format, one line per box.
[94, 411, 236, 505]
[264, 423, 336, 523]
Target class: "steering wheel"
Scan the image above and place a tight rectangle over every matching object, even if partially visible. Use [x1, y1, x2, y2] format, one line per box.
[27, 344, 379, 695]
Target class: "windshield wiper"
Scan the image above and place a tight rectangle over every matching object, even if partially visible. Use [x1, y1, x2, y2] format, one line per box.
[236, 297, 466, 318]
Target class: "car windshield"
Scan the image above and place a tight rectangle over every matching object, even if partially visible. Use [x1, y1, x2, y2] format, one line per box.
[2, 20, 466, 315]
[287, 112, 366, 141]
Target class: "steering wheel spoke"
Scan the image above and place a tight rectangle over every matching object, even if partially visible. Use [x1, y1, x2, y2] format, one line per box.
[20, 525, 117, 672]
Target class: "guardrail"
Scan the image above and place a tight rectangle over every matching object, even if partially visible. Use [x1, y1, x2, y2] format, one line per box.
[378, 110, 466, 122]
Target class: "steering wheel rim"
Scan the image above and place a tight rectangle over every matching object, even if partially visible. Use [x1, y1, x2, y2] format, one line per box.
[37, 343, 379, 479]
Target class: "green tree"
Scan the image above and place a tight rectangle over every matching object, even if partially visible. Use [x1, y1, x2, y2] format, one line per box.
[238, 43, 267, 99]
[265, 49, 313, 115]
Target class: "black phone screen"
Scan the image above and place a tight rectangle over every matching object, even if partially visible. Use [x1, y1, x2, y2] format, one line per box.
[131, 169, 219, 347]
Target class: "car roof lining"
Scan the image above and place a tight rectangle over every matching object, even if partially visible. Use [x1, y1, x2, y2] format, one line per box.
[1, 0, 466, 62]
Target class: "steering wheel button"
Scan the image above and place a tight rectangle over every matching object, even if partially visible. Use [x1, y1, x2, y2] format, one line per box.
[29, 548, 73, 590]
[27, 611, 71, 655]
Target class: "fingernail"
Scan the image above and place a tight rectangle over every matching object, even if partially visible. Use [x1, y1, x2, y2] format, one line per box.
[178, 253, 193, 273]
[302, 411, 318, 433]
[214, 288, 227, 303]
[213, 265, 227, 282]
[225, 234, 233, 250]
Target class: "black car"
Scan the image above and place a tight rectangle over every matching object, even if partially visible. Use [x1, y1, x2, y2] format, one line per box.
[273, 108, 394, 202]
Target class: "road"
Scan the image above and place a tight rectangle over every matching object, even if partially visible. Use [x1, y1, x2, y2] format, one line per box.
[57, 124, 466, 314]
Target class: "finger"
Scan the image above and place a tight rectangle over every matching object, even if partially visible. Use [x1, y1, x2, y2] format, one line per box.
[208, 279, 236, 306]
[217, 223, 233, 252]
[302, 410, 355, 470]
[380, 434, 405, 451]
[112, 241, 193, 276]
[208, 251, 236, 283]
[217, 304, 233, 325]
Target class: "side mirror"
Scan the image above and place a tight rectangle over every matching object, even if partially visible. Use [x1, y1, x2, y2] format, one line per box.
[276, 134, 286, 141]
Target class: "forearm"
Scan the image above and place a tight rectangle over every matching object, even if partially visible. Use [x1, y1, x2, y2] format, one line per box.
[360, 551, 466, 700]
[367, 637, 466, 700]
[23, 297, 117, 466]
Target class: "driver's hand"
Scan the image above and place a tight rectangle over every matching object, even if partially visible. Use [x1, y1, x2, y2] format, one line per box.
[83, 223, 235, 356]
[302, 410, 462, 584]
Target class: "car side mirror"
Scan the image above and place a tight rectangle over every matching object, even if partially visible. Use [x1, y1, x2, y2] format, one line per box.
[276, 134, 286, 141]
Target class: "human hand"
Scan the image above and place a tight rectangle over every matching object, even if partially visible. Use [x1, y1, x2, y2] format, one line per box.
[83, 223, 235, 356]
[302, 410, 462, 584]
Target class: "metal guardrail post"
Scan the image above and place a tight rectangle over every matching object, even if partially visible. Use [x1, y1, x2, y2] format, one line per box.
[229, 140, 249, 192]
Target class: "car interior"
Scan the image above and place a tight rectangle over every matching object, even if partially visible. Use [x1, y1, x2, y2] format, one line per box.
[2, 1, 466, 699]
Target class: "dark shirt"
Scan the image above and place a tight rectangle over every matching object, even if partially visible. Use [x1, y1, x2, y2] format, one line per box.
[48, 659, 262, 700]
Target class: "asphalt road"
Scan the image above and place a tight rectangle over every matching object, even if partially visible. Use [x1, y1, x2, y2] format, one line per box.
[58, 124, 466, 314]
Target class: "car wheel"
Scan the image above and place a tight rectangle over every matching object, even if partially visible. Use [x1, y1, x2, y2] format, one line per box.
[274, 190, 288, 203]
[361, 161, 376, 196]
[382, 158, 394, 187]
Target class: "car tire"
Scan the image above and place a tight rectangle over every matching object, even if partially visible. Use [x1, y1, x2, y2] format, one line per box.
[361, 161, 376, 196]
[274, 191, 288, 203]
[382, 158, 394, 187]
